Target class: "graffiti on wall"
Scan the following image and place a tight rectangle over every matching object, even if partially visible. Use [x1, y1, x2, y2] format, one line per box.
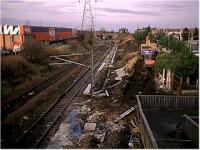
[49, 28, 55, 37]
[0, 25, 20, 35]
[24, 26, 31, 34]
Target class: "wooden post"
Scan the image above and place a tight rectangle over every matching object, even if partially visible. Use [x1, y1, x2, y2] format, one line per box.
[162, 68, 165, 87]
[196, 79, 199, 90]
[170, 70, 174, 93]
[177, 76, 183, 96]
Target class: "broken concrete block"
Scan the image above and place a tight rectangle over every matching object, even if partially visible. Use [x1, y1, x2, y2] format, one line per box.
[75, 105, 89, 115]
[22, 116, 29, 120]
[28, 91, 35, 96]
[84, 123, 96, 131]
[83, 84, 91, 95]
[94, 131, 106, 143]
[105, 90, 109, 97]
[87, 113, 98, 122]
[128, 135, 140, 148]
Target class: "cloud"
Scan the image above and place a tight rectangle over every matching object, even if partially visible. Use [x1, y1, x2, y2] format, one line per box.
[1, 0, 198, 30]
[97, 8, 161, 16]
[2, 0, 25, 3]
[134, 0, 198, 14]
[2, 0, 45, 6]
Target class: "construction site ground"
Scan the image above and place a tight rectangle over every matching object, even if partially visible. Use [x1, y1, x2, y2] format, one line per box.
[46, 39, 159, 148]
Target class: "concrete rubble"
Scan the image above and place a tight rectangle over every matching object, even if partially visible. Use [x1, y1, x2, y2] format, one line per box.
[87, 111, 104, 122]
[114, 106, 137, 123]
[114, 66, 129, 81]
[83, 84, 91, 95]
[22, 115, 29, 120]
[84, 123, 97, 131]
[94, 130, 106, 143]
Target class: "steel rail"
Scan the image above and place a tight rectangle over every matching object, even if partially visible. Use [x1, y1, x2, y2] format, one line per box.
[14, 45, 111, 148]
[2, 45, 108, 120]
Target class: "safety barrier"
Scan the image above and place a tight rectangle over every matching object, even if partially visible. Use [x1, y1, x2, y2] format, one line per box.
[136, 95, 199, 148]
[183, 114, 199, 146]
[137, 95, 198, 110]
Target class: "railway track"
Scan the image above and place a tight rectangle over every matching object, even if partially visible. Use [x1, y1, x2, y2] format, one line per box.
[13, 43, 112, 148]
[2, 44, 109, 120]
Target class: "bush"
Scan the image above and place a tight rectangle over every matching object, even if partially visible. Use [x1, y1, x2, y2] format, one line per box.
[77, 32, 94, 46]
[1, 55, 34, 79]
[69, 43, 88, 53]
[22, 41, 48, 64]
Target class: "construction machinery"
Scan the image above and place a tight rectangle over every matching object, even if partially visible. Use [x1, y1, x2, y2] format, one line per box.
[140, 33, 158, 68]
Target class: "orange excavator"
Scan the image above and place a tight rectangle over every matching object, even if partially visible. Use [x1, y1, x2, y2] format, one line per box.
[140, 33, 157, 68]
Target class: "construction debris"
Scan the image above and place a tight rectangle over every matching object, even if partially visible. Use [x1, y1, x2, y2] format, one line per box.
[114, 66, 128, 81]
[84, 123, 97, 131]
[112, 100, 118, 103]
[105, 90, 109, 97]
[114, 106, 137, 123]
[22, 116, 29, 120]
[87, 111, 104, 122]
[75, 105, 90, 115]
[74, 99, 91, 106]
[98, 63, 106, 71]
[94, 93, 107, 98]
[83, 84, 91, 95]
[94, 131, 106, 143]
[28, 91, 35, 96]
[128, 135, 140, 148]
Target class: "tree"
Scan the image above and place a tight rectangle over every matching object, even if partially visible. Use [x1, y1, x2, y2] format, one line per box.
[155, 49, 198, 80]
[158, 35, 188, 53]
[155, 52, 175, 72]
[182, 27, 189, 41]
[133, 25, 155, 42]
[193, 27, 199, 40]
[119, 28, 128, 33]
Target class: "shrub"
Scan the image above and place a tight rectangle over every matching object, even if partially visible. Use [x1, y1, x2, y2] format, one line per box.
[78, 32, 94, 45]
[22, 41, 48, 64]
[1, 55, 34, 79]
[69, 43, 88, 53]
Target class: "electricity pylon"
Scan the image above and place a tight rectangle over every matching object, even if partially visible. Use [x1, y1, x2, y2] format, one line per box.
[81, 0, 95, 32]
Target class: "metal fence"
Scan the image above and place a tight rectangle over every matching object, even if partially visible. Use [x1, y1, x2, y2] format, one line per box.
[137, 97, 158, 148]
[183, 114, 199, 146]
[136, 95, 199, 148]
[137, 95, 198, 110]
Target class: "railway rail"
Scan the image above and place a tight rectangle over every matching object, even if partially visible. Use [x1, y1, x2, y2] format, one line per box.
[12, 42, 114, 148]
[2, 55, 88, 119]
[2, 44, 109, 120]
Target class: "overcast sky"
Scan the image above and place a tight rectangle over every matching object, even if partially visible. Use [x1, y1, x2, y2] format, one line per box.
[1, 0, 199, 32]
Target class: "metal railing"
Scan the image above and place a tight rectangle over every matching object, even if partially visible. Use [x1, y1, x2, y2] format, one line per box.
[137, 97, 158, 148]
[137, 95, 198, 110]
[136, 95, 199, 148]
[183, 114, 199, 146]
